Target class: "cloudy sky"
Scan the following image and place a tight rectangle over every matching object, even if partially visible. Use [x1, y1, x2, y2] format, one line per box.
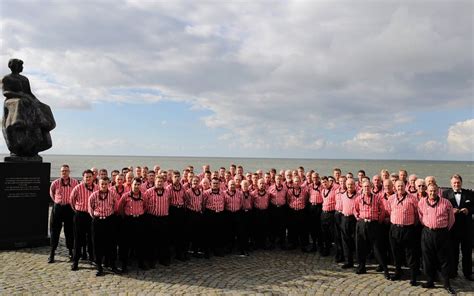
[0, 0, 472, 160]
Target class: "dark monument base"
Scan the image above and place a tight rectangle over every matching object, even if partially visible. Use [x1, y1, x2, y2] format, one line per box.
[0, 161, 50, 249]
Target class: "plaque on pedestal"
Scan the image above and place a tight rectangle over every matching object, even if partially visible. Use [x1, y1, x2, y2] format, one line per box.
[0, 162, 50, 249]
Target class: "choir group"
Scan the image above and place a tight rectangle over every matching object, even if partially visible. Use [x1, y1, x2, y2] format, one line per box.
[48, 164, 472, 295]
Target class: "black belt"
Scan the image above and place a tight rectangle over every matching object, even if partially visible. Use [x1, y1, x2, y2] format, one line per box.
[392, 224, 414, 228]
[424, 226, 448, 232]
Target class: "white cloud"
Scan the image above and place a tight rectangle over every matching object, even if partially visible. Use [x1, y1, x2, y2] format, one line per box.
[0, 1, 472, 158]
[417, 140, 446, 154]
[447, 119, 474, 155]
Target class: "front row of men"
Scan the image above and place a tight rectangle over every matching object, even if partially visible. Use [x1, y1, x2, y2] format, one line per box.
[49, 167, 470, 295]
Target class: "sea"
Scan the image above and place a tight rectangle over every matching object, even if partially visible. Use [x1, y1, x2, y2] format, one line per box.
[3, 154, 471, 188]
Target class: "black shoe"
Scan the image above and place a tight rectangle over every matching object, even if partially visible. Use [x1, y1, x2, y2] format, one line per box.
[375, 265, 384, 272]
[96, 270, 105, 277]
[384, 272, 390, 280]
[409, 280, 418, 286]
[121, 266, 128, 274]
[421, 282, 434, 289]
[390, 272, 402, 281]
[356, 268, 366, 274]
[444, 286, 456, 295]
[138, 262, 147, 270]
[204, 252, 210, 259]
[48, 255, 55, 264]
[111, 266, 121, 274]
[341, 263, 354, 269]
[71, 263, 79, 271]
[465, 275, 474, 281]
[245, 251, 250, 256]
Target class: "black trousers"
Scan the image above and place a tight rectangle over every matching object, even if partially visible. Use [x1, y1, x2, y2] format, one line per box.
[253, 208, 269, 249]
[185, 210, 203, 253]
[341, 215, 356, 264]
[334, 211, 345, 261]
[320, 211, 335, 253]
[421, 227, 451, 286]
[287, 208, 308, 248]
[91, 216, 114, 268]
[120, 215, 145, 267]
[204, 209, 225, 255]
[169, 206, 186, 258]
[225, 210, 240, 251]
[450, 220, 472, 277]
[379, 222, 392, 265]
[389, 224, 419, 277]
[147, 214, 170, 264]
[307, 204, 323, 249]
[50, 203, 74, 252]
[355, 220, 387, 272]
[72, 211, 93, 263]
[238, 210, 252, 252]
[268, 204, 287, 246]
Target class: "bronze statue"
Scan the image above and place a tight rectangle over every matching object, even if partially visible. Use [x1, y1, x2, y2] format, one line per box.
[2, 59, 56, 161]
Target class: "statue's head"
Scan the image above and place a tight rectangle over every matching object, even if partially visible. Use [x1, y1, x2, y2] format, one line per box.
[8, 58, 23, 74]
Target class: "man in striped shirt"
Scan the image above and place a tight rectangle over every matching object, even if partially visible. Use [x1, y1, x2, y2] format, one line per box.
[287, 176, 309, 252]
[240, 180, 253, 256]
[48, 164, 79, 263]
[340, 178, 357, 269]
[88, 177, 119, 276]
[320, 176, 336, 257]
[224, 180, 243, 253]
[268, 174, 288, 250]
[70, 169, 99, 271]
[386, 180, 419, 285]
[185, 176, 204, 258]
[203, 177, 226, 258]
[251, 178, 271, 250]
[334, 176, 347, 263]
[418, 184, 455, 294]
[166, 170, 187, 261]
[145, 175, 171, 267]
[353, 180, 390, 279]
[307, 172, 323, 253]
[118, 177, 146, 272]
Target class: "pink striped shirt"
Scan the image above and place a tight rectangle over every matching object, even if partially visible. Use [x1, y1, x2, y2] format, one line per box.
[50, 177, 79, 205]
[70, 182, 99, 212]
[341, 191, 358, 216]
[287, 186, 308, 211]
[268, 184, 288, 206]
[166, 183, 186, 207]
[203, 189, 225, 212]
[140, 181, 154, 193]
[252, 189, 270, 210]
[381, 192, 393, 223]
[225, 190, 243, 212]
[309, 183, 323, 204]
[119, 191, 145, 216]
[322, 187, 336, 212]
[111, 184, 126, 197]
[418, 196, 454, 230]
[387, 193, 418, 225]
[185, 187, 204, 212]
[88, 190, 119, 218]
[241, 191, 253, 211]
[145, 187, 169, 216]
[335, 188, 346, 212]
[354, 193, 385, 223]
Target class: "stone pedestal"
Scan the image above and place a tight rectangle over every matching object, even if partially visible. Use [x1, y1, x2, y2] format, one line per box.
[0, 162, 50, 249]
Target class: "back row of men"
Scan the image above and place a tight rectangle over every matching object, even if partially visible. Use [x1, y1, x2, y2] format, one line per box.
[49, 164, 472, 295]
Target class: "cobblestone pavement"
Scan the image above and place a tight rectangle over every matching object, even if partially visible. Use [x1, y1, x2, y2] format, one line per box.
[1, 239, 473, 296]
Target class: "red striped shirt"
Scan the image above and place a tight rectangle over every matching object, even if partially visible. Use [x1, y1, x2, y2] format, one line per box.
[341, 191, 358, 216]
[308, 183, 323, 204]
[88, 190, 119, 218]
[287, 186, 308, 211]
[381, 192, 393, 223]
[70, 182, 99, 212]
[145, 187, 169, 216]
[268, 184, 287, 206]
[225, 190, 243, 212]
[241, 191, 253, 211]
[354, 193, 385, 223]
[335, 188, 346, 212]
[322, 187, 336, 212]
[119, 191, 145, 216]
[185, 187, 204, 212]
[166, 183, 186, 207]
[418, 196, 455, 230]
[252, 189, 270, 210]
[111, 184, 126, 197]
[50, 177, 79, 205]
[140, 181, 154, 193]
[387, 193, 418, 225]
[203, 189, 225, 212]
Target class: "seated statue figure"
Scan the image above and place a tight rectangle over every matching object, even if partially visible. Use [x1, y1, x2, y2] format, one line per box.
[2, 59, 56, 160]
